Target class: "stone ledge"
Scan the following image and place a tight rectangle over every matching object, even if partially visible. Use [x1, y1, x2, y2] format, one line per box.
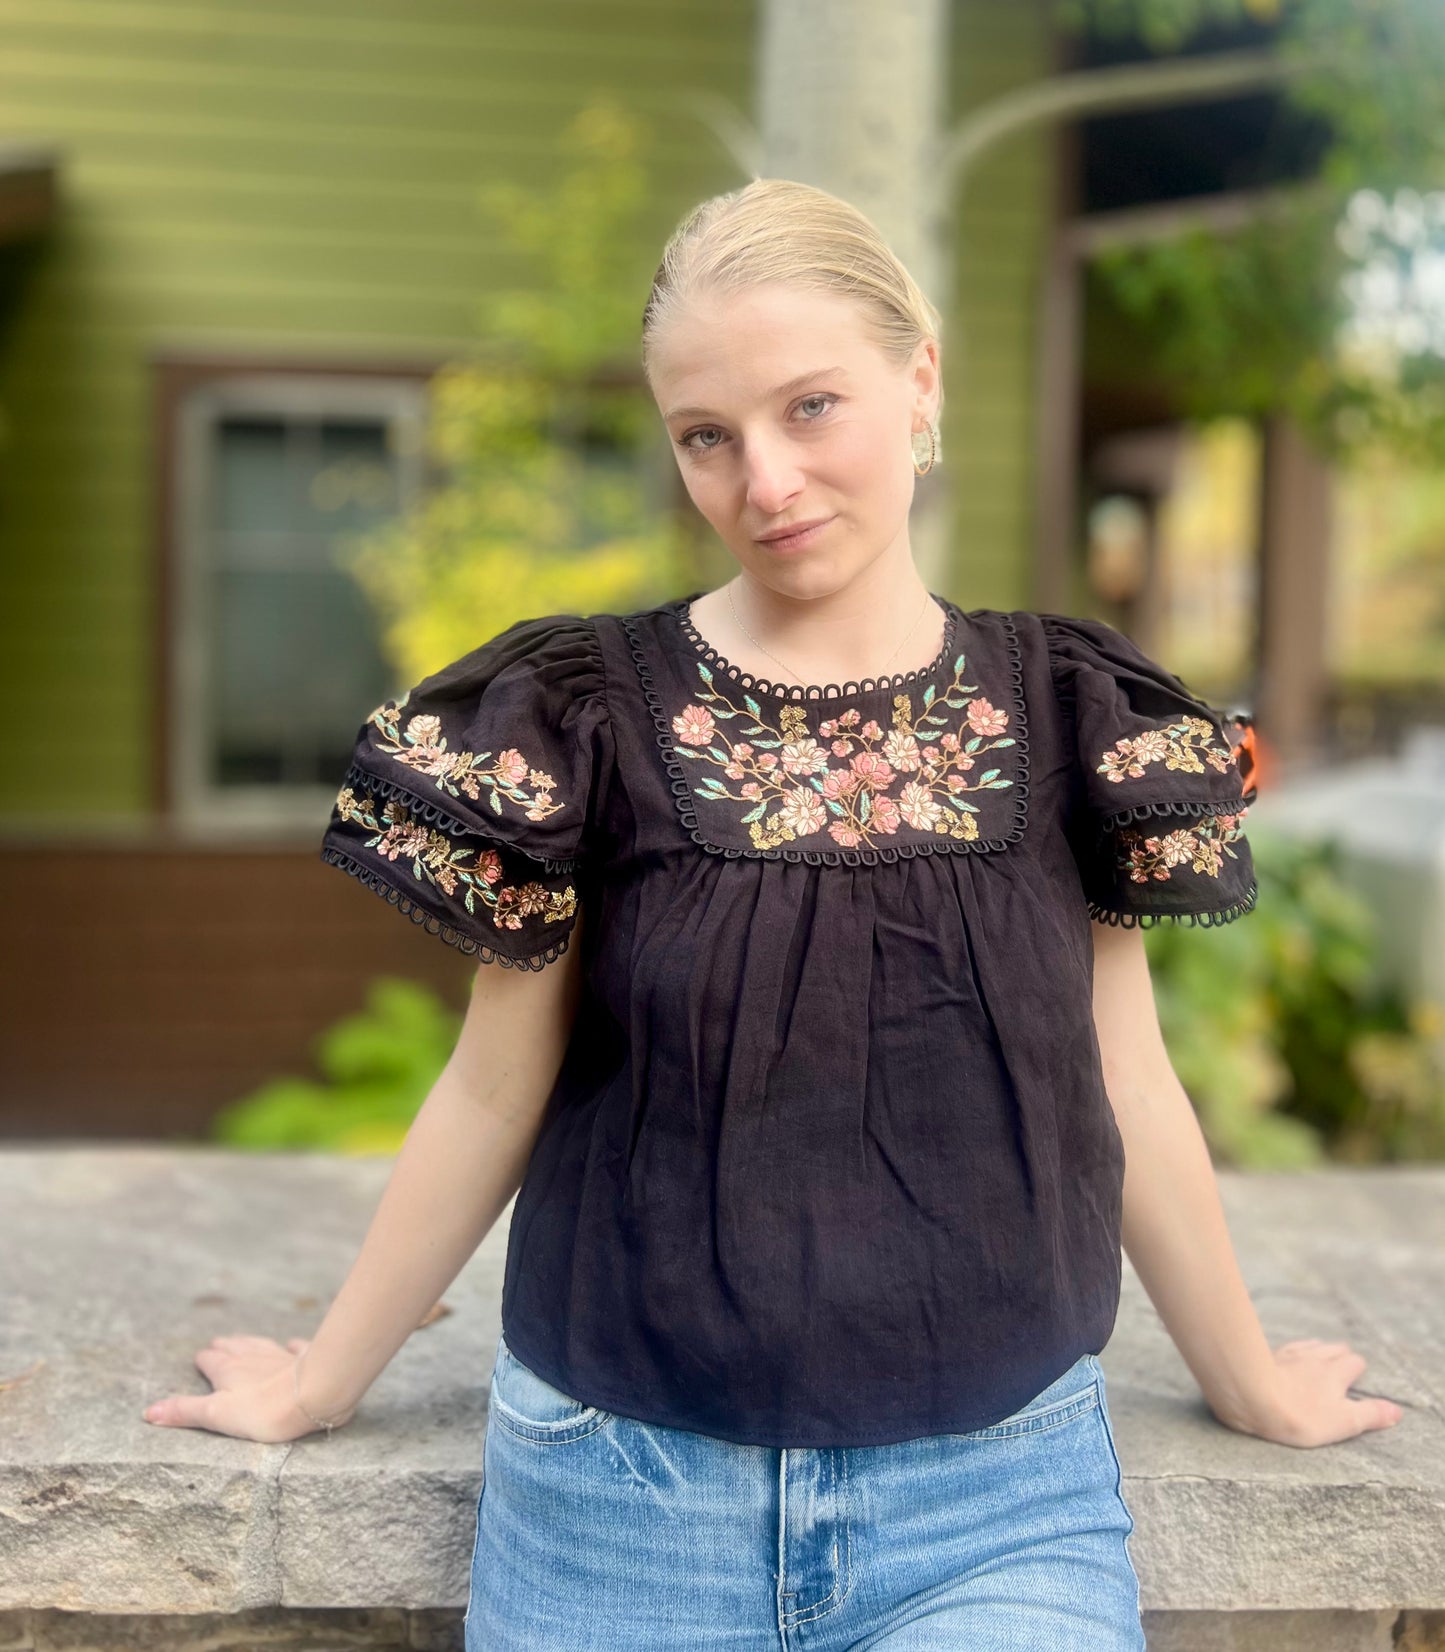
[0, 1146, 1441, 1624]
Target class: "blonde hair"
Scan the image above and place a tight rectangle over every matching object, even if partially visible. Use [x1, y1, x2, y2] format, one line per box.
[641, 178, 945, 428]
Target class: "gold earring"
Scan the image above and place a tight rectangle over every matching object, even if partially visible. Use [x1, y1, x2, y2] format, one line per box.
[912, 419, 939, 477]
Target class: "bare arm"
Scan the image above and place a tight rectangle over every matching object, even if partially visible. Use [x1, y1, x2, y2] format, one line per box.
[1089, 919, 1403, 1447]
[143, 910, 587, 1440]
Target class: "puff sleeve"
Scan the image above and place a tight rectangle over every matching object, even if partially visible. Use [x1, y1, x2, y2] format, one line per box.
[319, 611, 610, 968]
[1041, 612, 1258, 928]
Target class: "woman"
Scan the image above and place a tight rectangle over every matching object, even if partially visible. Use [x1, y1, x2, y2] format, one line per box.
[143, 179, 1402, 1649]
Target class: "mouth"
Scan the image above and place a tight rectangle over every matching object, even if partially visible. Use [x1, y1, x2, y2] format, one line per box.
[754, 516, 835, 551]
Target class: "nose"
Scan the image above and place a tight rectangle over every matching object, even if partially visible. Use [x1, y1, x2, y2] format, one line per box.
[741, 434, 807, 517]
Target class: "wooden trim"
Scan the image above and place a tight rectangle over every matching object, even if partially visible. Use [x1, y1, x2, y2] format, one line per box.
[150, 354, 446, 822]
[0, 145, 60, 243]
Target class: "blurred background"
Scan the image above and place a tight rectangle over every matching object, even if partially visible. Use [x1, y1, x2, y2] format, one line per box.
[1, 0, 1441, 1164]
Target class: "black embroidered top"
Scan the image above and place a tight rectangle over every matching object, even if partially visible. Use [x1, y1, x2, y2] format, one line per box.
[319, 590, 1258, 1448]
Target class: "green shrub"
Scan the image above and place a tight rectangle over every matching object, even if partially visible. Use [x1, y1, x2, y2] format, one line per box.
[211, 977, 461, 1155]
[1147, 825, 1445, 1166]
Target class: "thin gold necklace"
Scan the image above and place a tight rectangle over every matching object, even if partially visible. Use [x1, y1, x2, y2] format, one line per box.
[724, 583, 936, 689]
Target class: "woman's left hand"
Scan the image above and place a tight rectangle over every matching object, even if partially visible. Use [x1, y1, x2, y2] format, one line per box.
[1214, 1339, 1406, 1447]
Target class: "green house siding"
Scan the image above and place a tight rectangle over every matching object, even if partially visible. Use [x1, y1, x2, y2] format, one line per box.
[0, 0, 1055, 823]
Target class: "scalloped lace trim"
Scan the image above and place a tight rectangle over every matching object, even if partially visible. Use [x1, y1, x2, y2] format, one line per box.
[339, 762, 580, 875]
[1099, 794, 1251, 833]
[623, 607, 1032, 866]
[319, 846, 573, 969]
[1087, 879, 1259, 928]
[673, 594, 959, 701]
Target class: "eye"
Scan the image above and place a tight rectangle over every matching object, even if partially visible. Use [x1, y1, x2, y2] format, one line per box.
[676, 392, 840, 456]
[796, 393, 837, 421]
[678, 425, 725, 454]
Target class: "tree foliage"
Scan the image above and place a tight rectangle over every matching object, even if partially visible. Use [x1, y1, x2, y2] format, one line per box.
[333, 98, 690, 683]
[1053, 0, 1445, 464]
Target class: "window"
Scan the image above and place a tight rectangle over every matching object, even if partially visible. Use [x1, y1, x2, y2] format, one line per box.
[170, 373, 428, 837]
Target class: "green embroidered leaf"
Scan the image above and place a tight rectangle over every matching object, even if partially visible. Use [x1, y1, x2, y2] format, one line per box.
[752, 739, 783, 749]
[979, 768, 999, 782]
[964, 736, 981, 753]
[707, 747, 729, 762]
[744, 696, 763, 718]
[740, 803, 766, 824]
[825, 799, 845, 816]
[988, 779, 1013, 789]
[954, 653, 966, 672]
[698, 665, 713, 685]
[490, 792, 503, 814]
[923, 685, 936, 709]
[993, 737, 1015, 748]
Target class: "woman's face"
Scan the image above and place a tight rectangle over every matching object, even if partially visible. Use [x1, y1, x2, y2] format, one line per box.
[649, 282, 940, 598]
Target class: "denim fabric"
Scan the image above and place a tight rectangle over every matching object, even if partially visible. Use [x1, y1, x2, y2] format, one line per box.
[464, 1332, 1144, 1650]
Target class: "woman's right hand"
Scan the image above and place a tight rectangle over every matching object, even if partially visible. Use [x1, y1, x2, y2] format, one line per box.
[142, 1334, 356, 1443]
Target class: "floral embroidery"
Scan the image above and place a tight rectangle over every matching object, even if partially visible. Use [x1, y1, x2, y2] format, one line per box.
[1096, 714, 1238, 783]
[667, 653, 1017, 852]
[1114, 808, 1250, 885]
[364, 692, 563, 821]
[334, 785, 576, 932]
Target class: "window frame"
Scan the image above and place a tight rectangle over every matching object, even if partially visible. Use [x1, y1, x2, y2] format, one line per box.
[164, 365, 431, 841]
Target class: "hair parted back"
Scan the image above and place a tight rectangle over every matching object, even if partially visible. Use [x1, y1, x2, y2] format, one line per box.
[641, 178, 945, 427]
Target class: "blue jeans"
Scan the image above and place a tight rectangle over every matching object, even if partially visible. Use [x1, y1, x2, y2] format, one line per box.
[464, 1331, 1144, 1650]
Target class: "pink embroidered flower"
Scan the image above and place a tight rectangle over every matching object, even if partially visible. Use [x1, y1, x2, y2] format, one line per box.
[673, 705, 717, 746]
[1099, 729, 1170, 781]
[861, 719, 882, 740]
[404, 713, 444, 748]
[724, 761, 747, 779]
[868, 795, 902, 834]
[940, 732, 960, 753]
[780, 737, 830, 777]
[883, 730, 923, 772]
[831, 739, 852, 757]
[821, 768, 860, 800]
[838, 709, 861, 728]
[496, 748, 531, 785]
[741, 781, 763, 799]
[758, 752, 779, 770]
[733, 742, 754, 759]
[829, 823, 863, 848]
[778, 787, 827, 837]
[850, 751, 895, 790]
[898, 780, 944, 832]
[967, 699, 1009, 738]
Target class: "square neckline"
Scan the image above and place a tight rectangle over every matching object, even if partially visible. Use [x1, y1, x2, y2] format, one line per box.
[671, 590, 961, 704]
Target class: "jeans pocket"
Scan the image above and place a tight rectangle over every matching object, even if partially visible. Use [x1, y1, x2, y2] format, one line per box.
[949, 1353, 1102, 1440]
[489, 1332, 614, 1444]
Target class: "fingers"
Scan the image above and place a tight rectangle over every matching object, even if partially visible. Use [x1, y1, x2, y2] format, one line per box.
[143, 1392, 218, 1431]
[1354, 1395, 1405, 1431]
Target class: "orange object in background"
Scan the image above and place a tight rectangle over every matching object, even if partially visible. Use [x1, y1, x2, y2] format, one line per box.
[1221, 710, 1271, 802]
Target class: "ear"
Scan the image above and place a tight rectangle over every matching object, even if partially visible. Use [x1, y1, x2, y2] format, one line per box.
[911, 337, 942, 421]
